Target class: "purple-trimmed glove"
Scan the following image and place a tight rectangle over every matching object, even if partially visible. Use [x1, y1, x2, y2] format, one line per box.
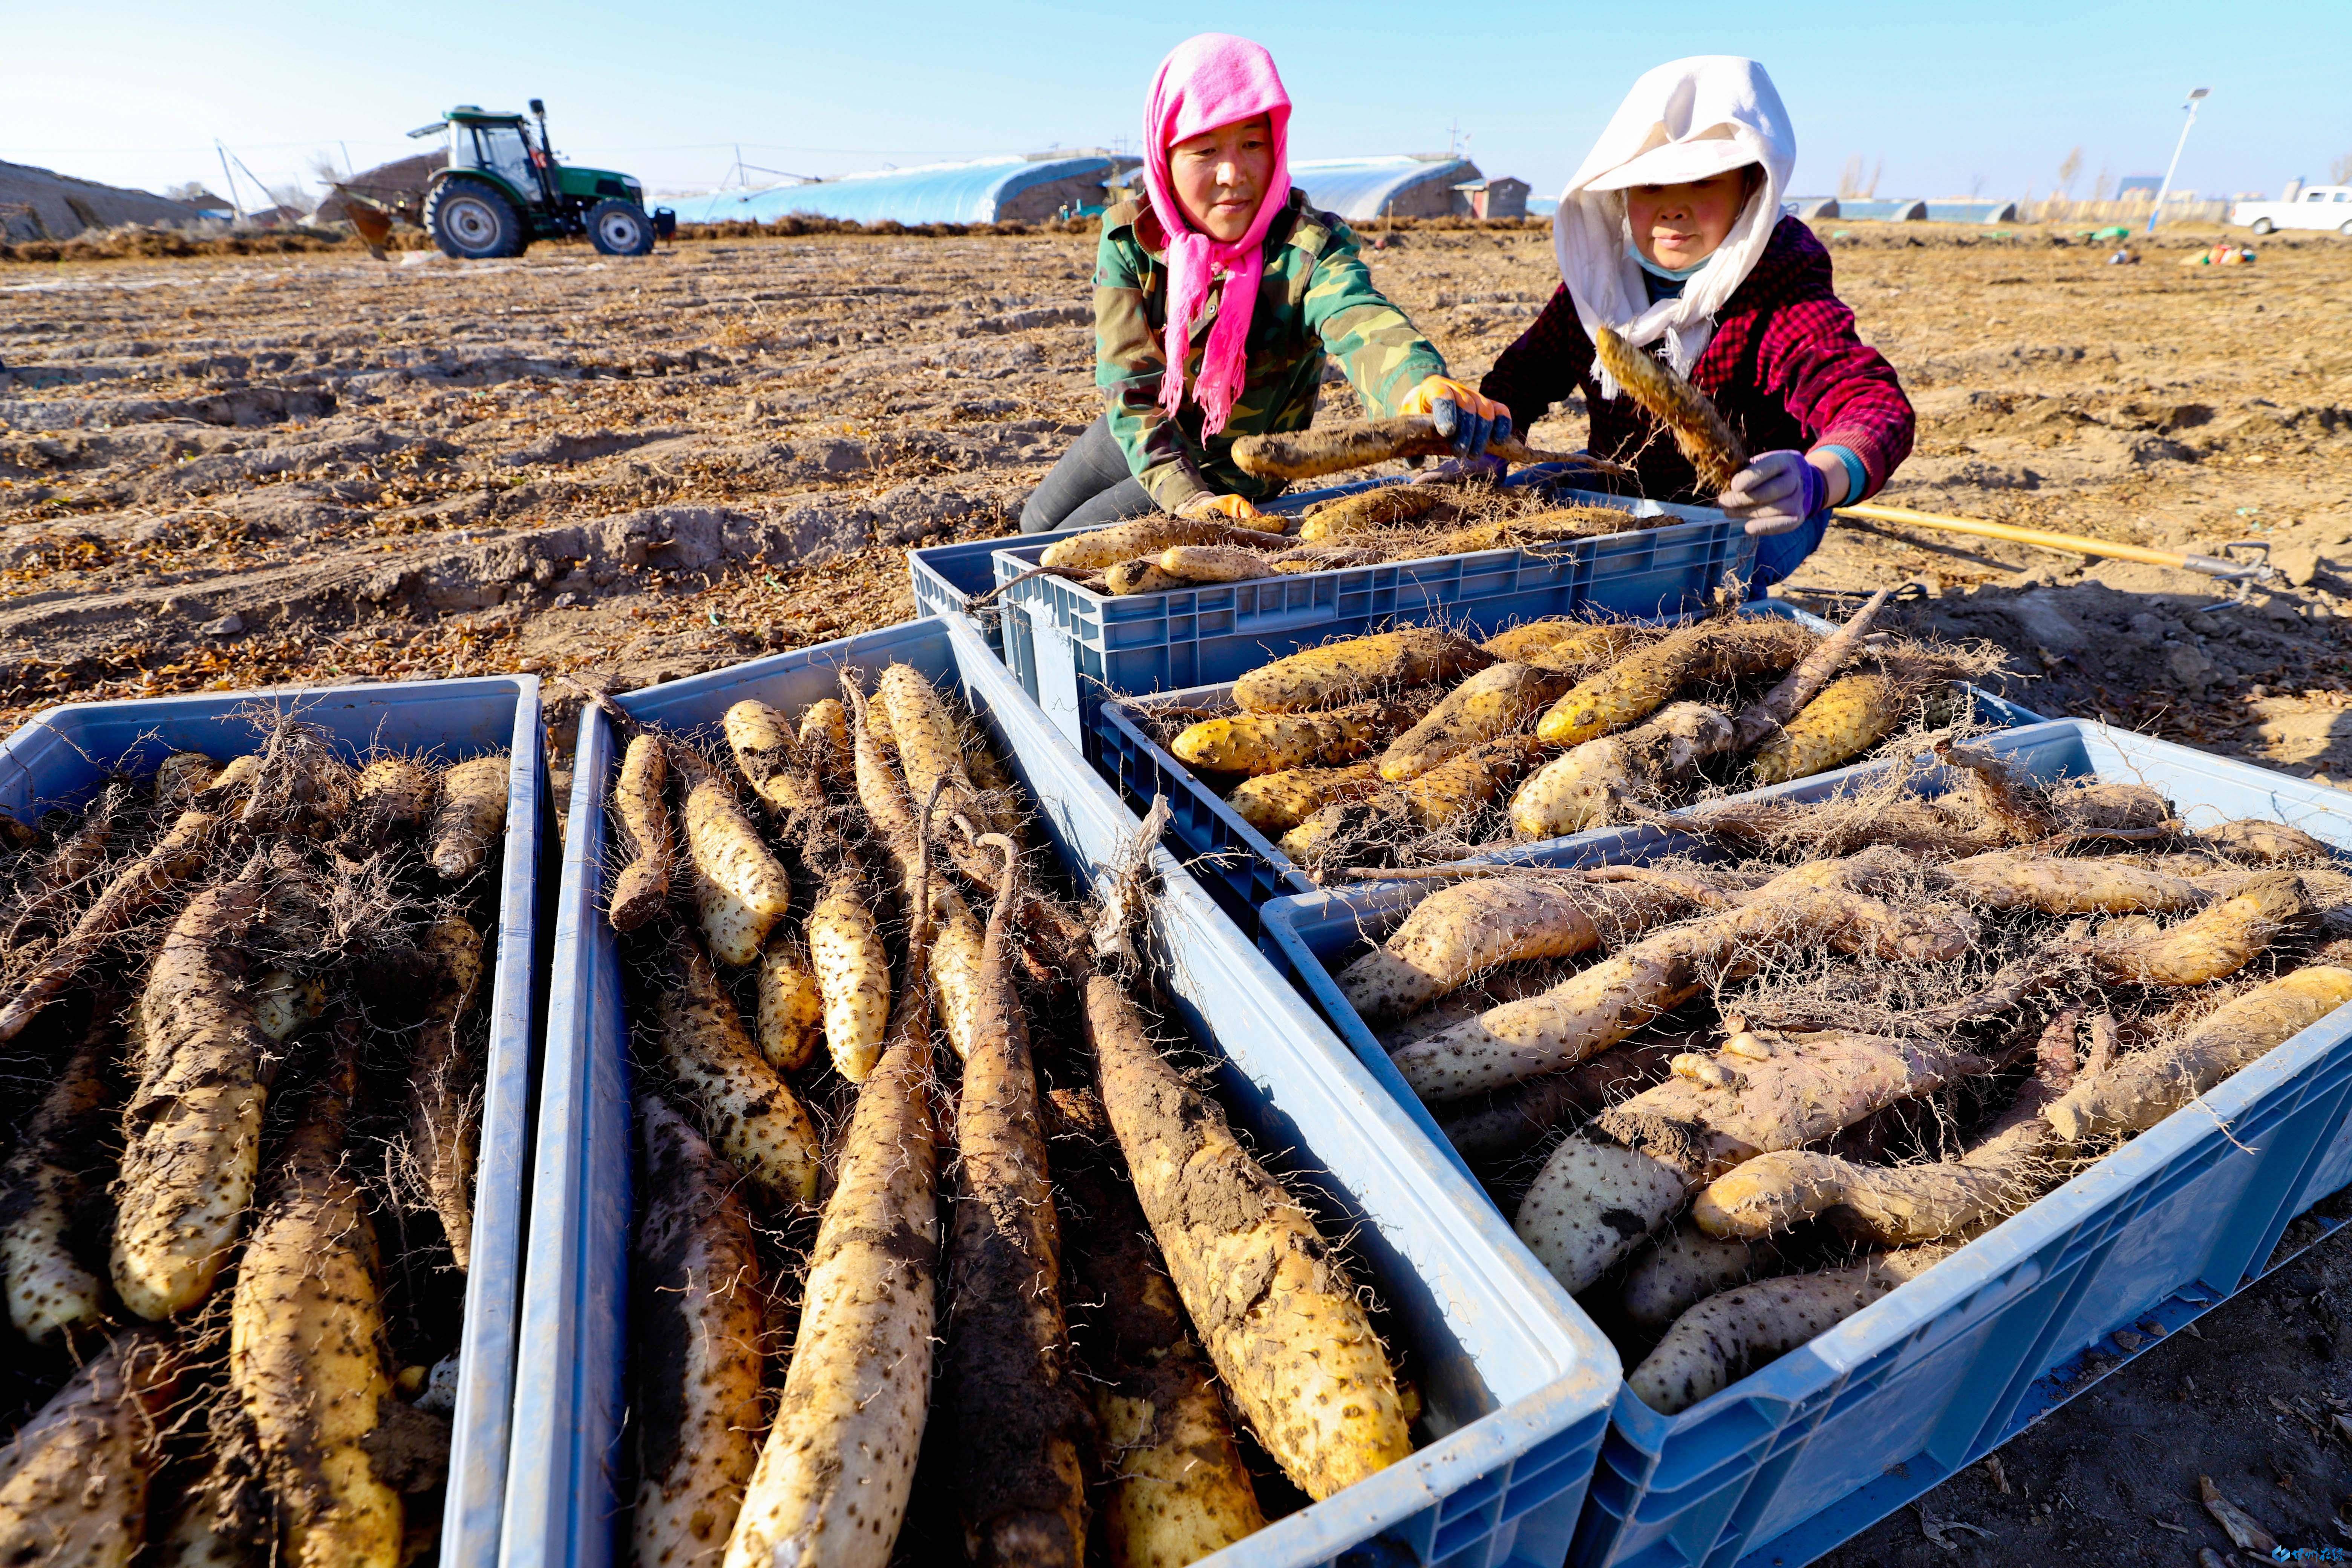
[1718, 450, 1826, 536]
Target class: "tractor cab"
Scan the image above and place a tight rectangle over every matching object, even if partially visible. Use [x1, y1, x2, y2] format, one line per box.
[412, 99, 664, 260]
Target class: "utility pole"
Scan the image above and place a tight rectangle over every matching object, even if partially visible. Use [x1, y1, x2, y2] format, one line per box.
[214, 141, 243, 221]
[2147, 86, 2210, 234]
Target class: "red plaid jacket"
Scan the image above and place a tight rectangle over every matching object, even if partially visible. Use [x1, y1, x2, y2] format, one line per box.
[1481, 217, 1913, 503]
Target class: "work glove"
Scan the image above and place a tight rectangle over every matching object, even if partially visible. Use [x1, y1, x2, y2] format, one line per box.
[1176, 492, 1268, 525]
[1718, 450, 1827, 537]
[1399, 374, 1513, 461]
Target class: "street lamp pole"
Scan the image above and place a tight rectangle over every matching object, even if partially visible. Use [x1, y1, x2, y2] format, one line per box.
[2147, 86, 2211, 235]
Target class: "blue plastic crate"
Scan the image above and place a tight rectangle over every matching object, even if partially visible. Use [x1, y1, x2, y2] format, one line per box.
[510, 614, 1620, 1568]
[907, 521, 1091, 669]
[1089, 600, 2043, 934]
[994, 486, 1757, 746]
[0, 678, 548, 1568]
[1256, 718, 2352, 1568]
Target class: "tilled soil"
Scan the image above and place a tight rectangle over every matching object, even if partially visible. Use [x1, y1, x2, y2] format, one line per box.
[6, 220, 2352, 1566]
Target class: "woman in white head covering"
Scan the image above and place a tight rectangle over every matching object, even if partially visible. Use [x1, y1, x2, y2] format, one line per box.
[1479, 56, 1915, 588]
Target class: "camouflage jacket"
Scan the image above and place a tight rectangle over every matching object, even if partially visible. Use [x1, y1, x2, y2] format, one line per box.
[1093, 190, 1447, 510]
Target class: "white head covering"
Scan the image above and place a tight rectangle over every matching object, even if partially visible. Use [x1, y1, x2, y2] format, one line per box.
[1552, 56, 1795, 396]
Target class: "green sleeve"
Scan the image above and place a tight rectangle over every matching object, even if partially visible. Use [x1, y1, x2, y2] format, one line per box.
[1301, 223, 1448, 416]
[1093, 227, 1212, 513]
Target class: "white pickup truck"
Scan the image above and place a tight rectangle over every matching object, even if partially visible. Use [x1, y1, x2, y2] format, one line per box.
[2232, 185, 2352, 234]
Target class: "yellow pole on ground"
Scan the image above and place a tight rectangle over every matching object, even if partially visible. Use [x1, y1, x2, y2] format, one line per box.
[1834, 503, 2272, 582]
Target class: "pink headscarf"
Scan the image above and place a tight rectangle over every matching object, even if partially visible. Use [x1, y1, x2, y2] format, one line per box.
[1141, 33, 1292, 436]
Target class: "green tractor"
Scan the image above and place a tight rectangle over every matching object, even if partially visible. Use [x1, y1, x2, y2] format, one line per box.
[411, 100, 668, 260]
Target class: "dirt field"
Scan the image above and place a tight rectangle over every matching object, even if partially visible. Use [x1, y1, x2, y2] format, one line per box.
[5, 219, 2352, 1563]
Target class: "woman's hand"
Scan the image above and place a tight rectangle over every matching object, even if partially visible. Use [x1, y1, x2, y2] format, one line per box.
[1176, 492, 1268, 524]
[1717, 449, 1846, 536]
[1400, 375, 1513, 460]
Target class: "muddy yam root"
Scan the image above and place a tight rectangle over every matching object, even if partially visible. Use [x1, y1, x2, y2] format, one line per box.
[0, 1330, 181, 1566]
[657, 946, 822, 1210]
[1230, 628, 1490, 714]
[1297, 484, 1444, 540]
[1536, 617, 1813, 747]
[409, 917, 486, 1270]
[1226, 761, 1384, 837]
[2045, 965, 2352, 1142]
[1085, 974, 1410, 1501]
[676, 749, 794, 966]
[111, 875, 269, 1320]
[2, 1000, 115, 1341]
[1379, 661, 1574, 782]
[724, 937, 940, 1568]
[230, 1044, 402, 1568]
[1173, 695, 1431, 775]
[610, 733, 678, 933]
[1039, 517, 1283, 572]
[428, 753, 508, 880]
[1591, 324, 1749, 492]
[632, 1094, 766, 1568]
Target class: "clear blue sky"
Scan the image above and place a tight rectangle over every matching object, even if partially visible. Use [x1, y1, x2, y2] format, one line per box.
[9, 0, 2347, 207]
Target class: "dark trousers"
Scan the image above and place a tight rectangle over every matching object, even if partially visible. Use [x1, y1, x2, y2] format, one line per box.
[1019, 415, 1157, 534]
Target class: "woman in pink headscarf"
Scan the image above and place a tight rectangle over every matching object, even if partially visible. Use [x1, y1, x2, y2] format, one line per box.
[1020, 32, 1507, 532]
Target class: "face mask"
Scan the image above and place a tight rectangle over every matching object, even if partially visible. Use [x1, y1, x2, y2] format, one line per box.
[1626, 236, 1710, 282]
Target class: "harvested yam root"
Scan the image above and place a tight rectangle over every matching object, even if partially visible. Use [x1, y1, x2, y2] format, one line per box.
[609, 733, 677, 933]
[1380, 662, 1575, 782]
[1623, 1221, 1779, 1335]
[230, 1034, 403, 1568]
[1435, 1038, 1682, 1166]
[1049, 1087, 1265, 1568]
[1227, 761, 1385, 836]
[0, 1329, 181, 1563]
[2087, 870, 2306, 986]
[1629, 1248, 1951, 1414]
[1340, 873, 1696, 1020]
[942, 841, 1090, 1566]
[428, 753, 509, 880]
[655, 945, 822, 1209]
[1039, 516, 1284, 572]
[112, 873, 271, 1320]
[755, 929, 827, 1074]
[726, 893, 941, 1568]
[1401, 735, 1550, 830]
[2046, 965, 2352, 1141]
[1299, 483, 1444, 540]
[1748, 671, 1907, 785]
[1227, 415, 1603, 481]
[675, 747, 794, 966]
[409, 918, 487, 1271]
[1173, 694, 1433, 775]
[1393, 854, 1972, 1102]
[1536, 616, 1815, 746]
[350, 757, 437, 848]
[1087, 973, 1411, 1501]
[631, 1093, 765, 1568]
[1482, 618, 1644, 672]
[2, 996, 115, 1342]
[1231, 628, 1490, 714]
[1590, 323, 1749, 492]
[724, 699, 825, 820]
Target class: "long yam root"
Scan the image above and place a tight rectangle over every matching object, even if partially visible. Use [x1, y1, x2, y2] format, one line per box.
[111, 874, 269, 1320]
[1226, 761, 1384, 837]
[1590, 324, 1749, 492]
[1048, 1089, 1265, 1568]
[350, 757, 437, 848]
[1340, 874, 1694, 1021]
[657, 945, 822, 1209]
[1435, 1040, 1681, 1165]
[1298, 483, 1444, 540]
[674, 747, 793, 967]
[1395, 856, 1972, 1101]
[724, 699, 825, 819]
[1230, 629, 1490, 715]
[1086, 974, 1410, 1501]
[943, 842, 1090, 1566]
[0, 805, 217, 1046]
[1628, 1248, 1951, 1414]
[1227, 416, 1605, 482]
[409, 917, 486, 1269]
[428, 753, 509, 880]
[1748, 671, 1907, 785]
[0, 1329, 181, 1565]
[755, 930, 826, 1074]
[2045, 965, 2352, 1142]
[230, 1034, 402, 1568]
[2, 997, 115, 1341]
[1536, 616, 1814, 747]
[610, 733, 677, 933]
[1402, 734, 1549, 828]
[2088, 870, 2306, 986]
[1379, 662, 1574, 782]
[1483, 619, 1644, 672]
[725, 886, 940, 1568]
[632, 1094, 765, 1568]
[1040, 517, 1285, 572]
[1623, 1221, 1778, 1335]
[1173, 694, 1432, 775]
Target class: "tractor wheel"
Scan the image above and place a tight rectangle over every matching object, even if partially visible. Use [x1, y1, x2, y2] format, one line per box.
[426, 178, 525, 260]
[587, 199, 655, 257]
